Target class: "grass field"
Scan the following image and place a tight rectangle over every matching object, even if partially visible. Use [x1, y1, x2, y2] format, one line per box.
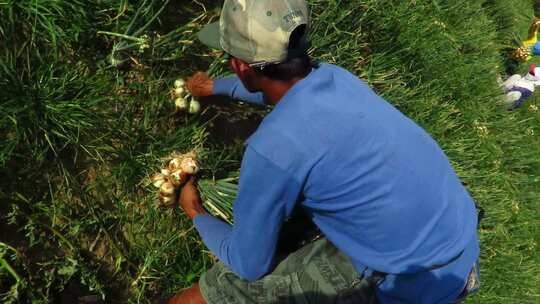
[1, 0, 539, 303]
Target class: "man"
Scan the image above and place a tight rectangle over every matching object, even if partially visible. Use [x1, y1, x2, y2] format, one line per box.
[169, 0, 480, 303]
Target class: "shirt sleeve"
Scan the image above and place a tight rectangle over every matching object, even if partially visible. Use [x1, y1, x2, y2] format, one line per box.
[213, 76, 268, 106]
[193, 146, 301, 281]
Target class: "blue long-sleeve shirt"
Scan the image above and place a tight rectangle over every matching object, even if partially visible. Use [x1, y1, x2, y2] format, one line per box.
[194, 63, 479, 303]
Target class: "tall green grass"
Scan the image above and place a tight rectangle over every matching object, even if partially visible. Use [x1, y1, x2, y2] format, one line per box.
[0, 0, 538, 303]
[484, 0, 535, 45]
[0, 1, 215, 301]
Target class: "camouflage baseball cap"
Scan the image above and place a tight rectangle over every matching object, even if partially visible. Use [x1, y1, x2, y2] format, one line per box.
[198, 0, 310, 67]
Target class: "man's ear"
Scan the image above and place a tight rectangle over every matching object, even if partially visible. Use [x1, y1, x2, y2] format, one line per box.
[230, 57, 253, 79]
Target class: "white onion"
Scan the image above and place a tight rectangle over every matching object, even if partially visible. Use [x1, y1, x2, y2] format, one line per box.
[180, 157, 199, 174]
[174, 79, 185, 88]
[151, 173, 166, 188]
[160, 181, 175, 195]
[174, 87, 185, 97]
[171, 169, 183, 179]
[189, 99, 201, 114]
[168, 158, 182, 171]
[170, 170, 184, 186]
[159, 194, 175, 206]
[175, 97, 188, 110]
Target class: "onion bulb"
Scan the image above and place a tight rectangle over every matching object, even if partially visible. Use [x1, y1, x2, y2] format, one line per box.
[168, 158, 182, 171]
[174, 87, 185, 97]
[159, 194, 175, 206]
[174, 79, 185, 88]
[151, 173, 166, 188]
[158, 179, 177, 206]
[189, 99, 201, 114]
[175, 97, 188, 111]
[160, 181, 175, 195]
[180, 157, 199, 174]
[170, 170, 184, 186]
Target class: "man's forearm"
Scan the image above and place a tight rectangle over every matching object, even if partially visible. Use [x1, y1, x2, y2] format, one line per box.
[213, 76, 267, 106]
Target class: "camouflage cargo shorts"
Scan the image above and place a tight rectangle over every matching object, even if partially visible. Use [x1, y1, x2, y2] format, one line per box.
[199, 238, 378, 304]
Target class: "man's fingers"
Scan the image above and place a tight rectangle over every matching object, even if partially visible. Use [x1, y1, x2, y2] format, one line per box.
[178, 173, 198, 188]
[179, 173, 191, 186]
[187, 72, 206, 86]
[186, 72, 213, 97]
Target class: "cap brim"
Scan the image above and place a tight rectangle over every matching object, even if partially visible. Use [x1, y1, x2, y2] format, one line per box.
[197, 22, 222, 50]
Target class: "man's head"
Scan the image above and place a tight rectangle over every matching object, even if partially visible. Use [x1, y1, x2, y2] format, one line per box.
[198, 0, 312, 92]
[228, 25, 313, 92]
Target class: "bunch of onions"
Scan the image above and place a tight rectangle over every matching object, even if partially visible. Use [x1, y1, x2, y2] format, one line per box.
[151, 151, 200, 207]
[148, 151, 237, 224]
[171, 78, 201, 114]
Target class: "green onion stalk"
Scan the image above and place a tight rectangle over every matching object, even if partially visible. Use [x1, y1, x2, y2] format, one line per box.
[198, 178, 238, 225]
[97, 0, 206, 66]
[98, 0, 170, 66]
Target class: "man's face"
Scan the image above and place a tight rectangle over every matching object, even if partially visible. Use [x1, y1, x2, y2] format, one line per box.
[229, 57, 261, 93]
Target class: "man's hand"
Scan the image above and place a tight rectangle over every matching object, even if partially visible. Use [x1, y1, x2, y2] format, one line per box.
[178, 177, 207, 220]
[186, 72, 214, 97]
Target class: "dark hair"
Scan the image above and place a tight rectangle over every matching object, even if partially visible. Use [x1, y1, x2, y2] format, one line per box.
[254, 25, 315, 81]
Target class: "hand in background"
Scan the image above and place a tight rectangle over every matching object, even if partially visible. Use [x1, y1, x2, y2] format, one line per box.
[186, 72, 214, 97]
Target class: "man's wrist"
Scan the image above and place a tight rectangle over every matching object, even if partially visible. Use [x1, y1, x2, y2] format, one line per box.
[192, 211, 208, 221]
[185, 200, 207, 220]
[191, 204, 207, 220]
[213, 77, 237, 96]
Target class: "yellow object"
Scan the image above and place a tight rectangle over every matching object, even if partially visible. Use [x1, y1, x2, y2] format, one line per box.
[522, 17, 540, 48]
[510, 47, 531, 62]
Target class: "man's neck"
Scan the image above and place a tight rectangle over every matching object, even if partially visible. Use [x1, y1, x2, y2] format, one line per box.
[260, 76, 307, 105]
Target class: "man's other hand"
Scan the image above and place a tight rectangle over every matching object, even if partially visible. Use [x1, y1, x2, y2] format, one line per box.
[178, 177, 207, 220]
[186, 72, 214, 97]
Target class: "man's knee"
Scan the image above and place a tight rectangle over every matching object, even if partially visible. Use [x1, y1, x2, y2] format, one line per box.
[167, 283, 207, 304]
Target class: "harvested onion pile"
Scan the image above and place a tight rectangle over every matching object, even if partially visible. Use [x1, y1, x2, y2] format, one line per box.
[171, 79, 201, 114]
